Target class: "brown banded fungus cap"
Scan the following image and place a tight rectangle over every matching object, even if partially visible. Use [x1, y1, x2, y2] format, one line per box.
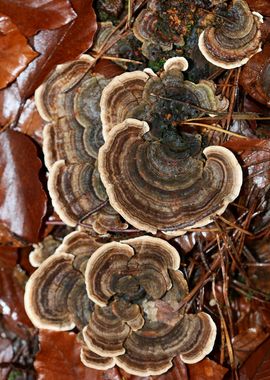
[100, 70, 152, 139]
[98, 118, 242, 235]
[100, 57, 227, 140]
[82, 236, 217, 375]
[198, 0, 263, 69]
[35, 56, 127, 234]
[24, 231, 103, 331]
[29, 235, 62, 268]
[133, 0, 211, 59]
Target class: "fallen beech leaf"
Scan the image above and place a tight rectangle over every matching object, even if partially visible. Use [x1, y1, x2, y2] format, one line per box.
[0, 0, 77, 37]
[35, 330, 121, 380]
[239, 336, 270, 379]
[233, 328, 269, 366]
[0, 130, 47, 244]
[0, 13, 38, 89]
[17, 0, 97, 100]
[0, 223, 27, 247]
[223, 139, 270, 189]
[0, 247, 32, 337]
[119, 356, 188, 380]
[246, 0, 270, 16]
[241, 140, 270, 189]
[240, 43, 270, 107]
[13, 97, 45, 144]
[0, 82, 21, 127]
[188, 358, 228, 380]
[94, 59, 124, 78]
[232, 295, 270, 336]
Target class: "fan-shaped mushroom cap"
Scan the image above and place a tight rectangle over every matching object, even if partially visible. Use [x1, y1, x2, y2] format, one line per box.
[85, 237, 180, 306]
[29, 235, 61, 267]
[55, 231, 105, 273]
[48, 160, 105, 227]
[82, 236, 217, 375]
[133, 0, 205, 59]
[24, 252, 93, 330]
[83, 305, 130, 357]
[24, 231, 106, 330]
[100, 58, 227, 142]
[43, 121, 96, 170]
[35, 55, 94, 121]
[48, 159, 127, 233]
[114, 312, 216, 376]
[198, 0, 263, 69]
[163, 57, 189, 72]
[100, 71, 151, 139]
[98, 119, 242, 235]
[80, 339, 115, 370]
[37, 55, 127, 235]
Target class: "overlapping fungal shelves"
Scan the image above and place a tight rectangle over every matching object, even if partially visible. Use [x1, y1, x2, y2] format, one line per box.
[25, 234, 217, 375]
[25, 0, 266, 375]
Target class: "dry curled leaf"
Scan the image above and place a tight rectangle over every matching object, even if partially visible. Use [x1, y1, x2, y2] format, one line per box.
[240, 43, 270, 107]
[223, 139, 270, 189]
[239, 336, 270, 379]
[0, 0, 77, 36]
[233, 328, 269, 366]
[16, 0, 97, 100]
[35, 330, 121, 380]
[246, 0, 270, 16]
[0, 0, 97, 127]
[0, 130, 47, 245]
[187, 358, 228, 380]
[0, 13, 38, 89]
[0, 247, 32, 337]
[13, 97, 45, 144]
[0, 82, 21, 127]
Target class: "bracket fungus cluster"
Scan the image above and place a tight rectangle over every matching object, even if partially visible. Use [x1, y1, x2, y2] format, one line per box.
[133, 0, 210, 60]
[198, 0, 263, 69]
[99, 57, 242, 235]
[35, 55, 128, 234]
[25, 234, 217, 376]
[29, 9, 249, 372]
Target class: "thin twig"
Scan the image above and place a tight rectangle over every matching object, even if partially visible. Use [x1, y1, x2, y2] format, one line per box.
[181, 121, 247, 139]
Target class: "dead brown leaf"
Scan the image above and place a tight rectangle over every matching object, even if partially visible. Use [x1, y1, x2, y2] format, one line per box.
[0, 82, 21, 127]
[35, 330, 121, 380]
[246, 0, 270, 16]
[239, 336, 270, 379]
[0, 0, 97, 127]
[119, 356, 188, 380]
[0, 247, 33, 337]
[0, 0, 77, 36]
[239, 43, 270, 107]
[233, 328, 269, 366]
[187, 358, 228, 380]
[16, 0, 97, 100]
[0, 130, 47, 245]
[0, 13, 38, 89]
[13, 97, 45, 144]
